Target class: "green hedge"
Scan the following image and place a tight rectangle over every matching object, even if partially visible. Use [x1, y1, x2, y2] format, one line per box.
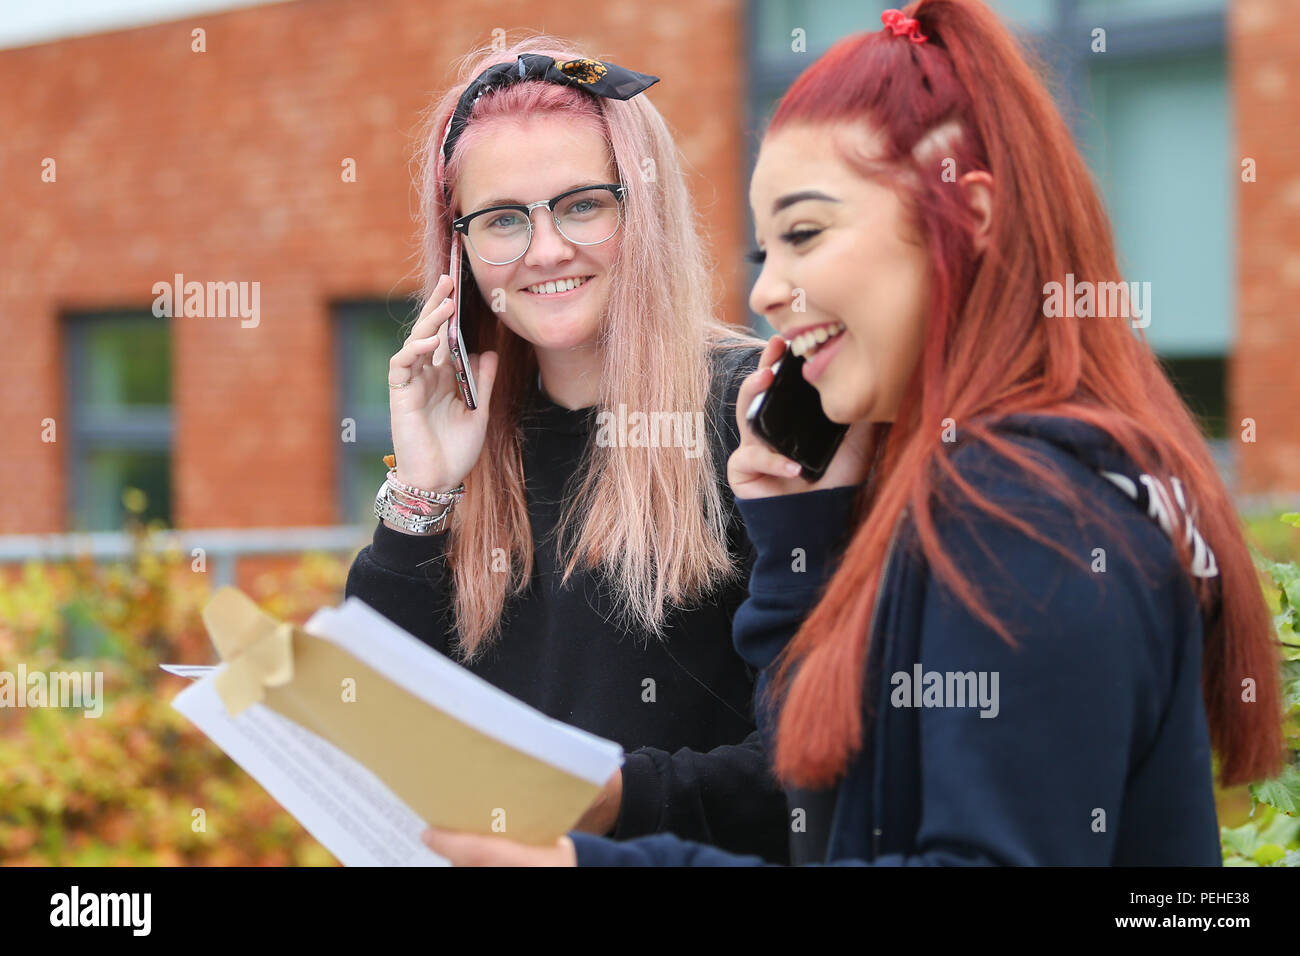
[1, 514, 1295, 865]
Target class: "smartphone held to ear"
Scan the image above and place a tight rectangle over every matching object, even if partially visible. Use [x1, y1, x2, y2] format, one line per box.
[446, 231, 479, 409]
[745, 350, 849, 482]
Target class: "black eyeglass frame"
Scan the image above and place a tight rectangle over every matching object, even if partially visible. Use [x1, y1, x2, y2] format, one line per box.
[452, 183, 627, 265]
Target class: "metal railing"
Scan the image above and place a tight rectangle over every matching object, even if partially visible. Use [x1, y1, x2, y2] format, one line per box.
[0, 524, 375, 589]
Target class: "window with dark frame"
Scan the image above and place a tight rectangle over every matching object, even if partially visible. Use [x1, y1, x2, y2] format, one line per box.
[64, 311, 174, 532]
[335, 297, 420, 525]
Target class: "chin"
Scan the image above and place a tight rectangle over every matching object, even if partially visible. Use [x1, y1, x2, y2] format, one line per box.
[814, 377, 868, 426]
[536, 320, 600, 350]
[820, 399, 857, 426]
[505, 308, 594, 345]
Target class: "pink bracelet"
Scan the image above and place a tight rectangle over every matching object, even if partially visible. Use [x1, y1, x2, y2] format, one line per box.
[385, 484, 443, 518]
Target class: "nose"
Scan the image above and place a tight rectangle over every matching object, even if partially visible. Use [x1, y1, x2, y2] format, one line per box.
[748, 261, 794, 334]
[522, 208, 575, 269]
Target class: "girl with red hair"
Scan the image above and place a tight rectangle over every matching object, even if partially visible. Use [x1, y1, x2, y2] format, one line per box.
[424, 0, 1284, 866]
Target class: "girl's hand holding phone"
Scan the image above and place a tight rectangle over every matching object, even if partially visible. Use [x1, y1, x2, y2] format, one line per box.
[387, 273, 498, 494]
[729, 335, 874, 500]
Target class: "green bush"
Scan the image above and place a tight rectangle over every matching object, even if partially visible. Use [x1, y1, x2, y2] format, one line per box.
[0, 519, 347, 865]
[2, 512, 1295, 865]
[1220, 512, 1300, 866]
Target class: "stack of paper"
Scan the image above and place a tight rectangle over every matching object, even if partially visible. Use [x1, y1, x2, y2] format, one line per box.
[165, 588, 624, 866]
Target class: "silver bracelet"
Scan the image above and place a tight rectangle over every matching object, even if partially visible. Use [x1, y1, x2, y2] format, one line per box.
[374, 481, 454, 534]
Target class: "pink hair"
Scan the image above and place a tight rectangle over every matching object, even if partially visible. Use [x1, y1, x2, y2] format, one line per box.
[411, 34, 762, 657]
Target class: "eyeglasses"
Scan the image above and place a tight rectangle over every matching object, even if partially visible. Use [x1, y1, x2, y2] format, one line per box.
[452, 183, 626, 266]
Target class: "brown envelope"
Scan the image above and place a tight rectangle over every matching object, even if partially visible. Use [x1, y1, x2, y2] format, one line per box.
[200, 587, 603, 846]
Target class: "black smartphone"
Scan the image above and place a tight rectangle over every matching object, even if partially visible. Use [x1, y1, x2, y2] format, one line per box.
[446, 231, 479, 408]
[744, 350, 849, 482]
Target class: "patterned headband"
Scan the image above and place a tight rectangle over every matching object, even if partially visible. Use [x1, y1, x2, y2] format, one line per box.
[439, 53, 660, 169]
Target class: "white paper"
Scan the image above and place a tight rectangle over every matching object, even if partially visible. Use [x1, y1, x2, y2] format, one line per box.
[172, 678, 447, 866]
[160, 663, 215, 680]
[165, 596, 624, 867]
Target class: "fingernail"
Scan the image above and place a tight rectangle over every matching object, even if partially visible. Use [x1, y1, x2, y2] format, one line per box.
[785, 462, 802, 476]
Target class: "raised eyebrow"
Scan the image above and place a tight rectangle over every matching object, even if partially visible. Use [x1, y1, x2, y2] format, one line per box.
[772, 189, 840, 214]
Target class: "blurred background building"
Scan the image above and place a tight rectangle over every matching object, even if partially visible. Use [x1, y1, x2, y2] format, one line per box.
[1, 0, 1297, 582]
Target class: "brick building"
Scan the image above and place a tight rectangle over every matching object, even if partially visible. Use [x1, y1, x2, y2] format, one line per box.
[1, 0, 1296, 544]
[1231, 0, 1300, 495]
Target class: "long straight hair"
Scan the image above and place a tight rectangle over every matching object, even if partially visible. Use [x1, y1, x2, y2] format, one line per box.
[412, 35, 760, 658]
[767, 0, 1282, 788]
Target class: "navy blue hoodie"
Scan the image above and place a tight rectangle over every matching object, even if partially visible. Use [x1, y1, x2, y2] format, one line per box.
[570, 415, 1224, 865]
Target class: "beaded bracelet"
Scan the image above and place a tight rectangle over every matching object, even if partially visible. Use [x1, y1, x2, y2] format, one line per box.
[385, 468, 465, 505]
[376, 454, 464, 535]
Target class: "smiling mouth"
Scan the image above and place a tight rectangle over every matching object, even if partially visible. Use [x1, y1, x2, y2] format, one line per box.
[523, 275, 594, 296]
[788, 321, 846, 359]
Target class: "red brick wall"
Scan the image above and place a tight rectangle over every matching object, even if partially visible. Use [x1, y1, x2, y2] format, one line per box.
[1231, 0, 1300, 496]
[0, 0, 747, 533]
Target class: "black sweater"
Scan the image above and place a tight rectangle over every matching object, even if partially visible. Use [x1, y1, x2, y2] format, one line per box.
[343, 344, 789, 862]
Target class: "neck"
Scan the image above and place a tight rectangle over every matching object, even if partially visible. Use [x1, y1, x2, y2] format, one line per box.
[535, 343, 602, 410]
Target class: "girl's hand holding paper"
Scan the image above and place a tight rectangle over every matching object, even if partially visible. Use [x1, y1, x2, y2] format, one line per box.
[421, 828, 577, 867]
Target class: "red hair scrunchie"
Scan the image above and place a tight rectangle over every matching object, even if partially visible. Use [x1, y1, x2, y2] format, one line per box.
[881, 9, 929, 44]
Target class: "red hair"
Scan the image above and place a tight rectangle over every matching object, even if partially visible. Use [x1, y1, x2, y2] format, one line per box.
[767, 0, 1282, 788]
